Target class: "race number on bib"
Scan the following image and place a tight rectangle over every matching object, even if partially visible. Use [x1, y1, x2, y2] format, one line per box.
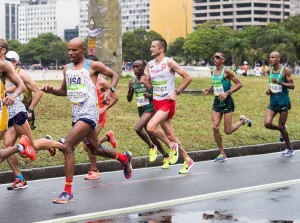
[269, 84, 282, 94]
[136, 95, 150, 107]
[67, 84, 87, 104]
[152, 80, 168, 97]
[213, 86, 224, 96]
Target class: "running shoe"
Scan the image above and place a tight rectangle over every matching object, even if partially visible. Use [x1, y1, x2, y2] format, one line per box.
[45, 135, 56, 156]
[281, 148, 294, 157]
[57, 137, 66, 152]
[19, 135, 36, 161]
[168, 142, 179, 165]
[123, 151, 132, 179]
[149, 145, 158, 162]
[107, 130, 117, 148]
[52, 192, 74, 204]
[179, 159, 195, 174]
[280, 125, 287, 142]
[7, 178, 28, 190]
[214, 154, 227, 162]
[85, 170, 101, 180]
[239, 115, 252, 127]
[161, 157, 170, 169]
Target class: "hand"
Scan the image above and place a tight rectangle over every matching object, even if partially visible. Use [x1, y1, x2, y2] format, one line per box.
[218, 92, 228, 101]
[140, 76, 146, 85]
[143, 92, 152, 99]
[2, 95, 15, 106]
[102, 90, 111, 104]
[40, 86, 53, 93]
[98, 107, 106, 115]
[266, 88, 271, 95]
[271, 78, 278, 84]
[166, 92, 177, 101]
[202, 88, 210, 96]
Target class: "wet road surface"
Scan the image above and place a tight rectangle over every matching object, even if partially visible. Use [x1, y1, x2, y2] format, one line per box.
[0, 151, 299, 223]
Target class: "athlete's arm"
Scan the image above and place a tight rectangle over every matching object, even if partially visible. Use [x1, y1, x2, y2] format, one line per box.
[41, 66, 67, 96]
[168, 58, 192, 95]
[127, 79, 134, 102]
[0, 61, 25, 105]
[140, 63, 152, 90]
[19, 69, 43, 110]
[202, 85, 213, 95]
[274, 67, 295, 90]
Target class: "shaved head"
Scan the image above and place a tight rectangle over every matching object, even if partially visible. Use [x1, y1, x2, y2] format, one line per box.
[270, 51, 281, 58]
[69, 37, 86, 50]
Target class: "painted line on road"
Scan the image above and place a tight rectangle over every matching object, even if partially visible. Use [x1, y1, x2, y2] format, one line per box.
[35, 178, 300, 223]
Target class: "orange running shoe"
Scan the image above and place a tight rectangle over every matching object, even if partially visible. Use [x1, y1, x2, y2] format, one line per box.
[19, 135, 36, 161]
[107, 130, 117, 148]
[84, 170, 101, 180]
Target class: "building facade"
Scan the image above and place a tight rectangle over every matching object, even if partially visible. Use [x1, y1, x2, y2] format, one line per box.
[193, 0, 291, 30]
[290, 0, 300, 15]
[121, 0, 150, 33]
[0, 0, 20, 41]
[18, 0, 79, 43]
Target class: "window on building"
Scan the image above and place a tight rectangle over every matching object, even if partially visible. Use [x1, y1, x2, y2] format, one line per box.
[270, 4, 281, 8]
[194, 13, 207, 17]
[237, 3, 251, 7]
[210, 5, 220, 9]
[223, 19, 233, 23]
[254, 3, 267, 7]
[194, 0, 207, 3]
[236, 10, 251, 15]
[223, 11, 233, 16]
[210, 12, 220, 16]
[194, 6, 207, 10]
[254, 10, 267, 15]
[223, 4, 233, 8]
[236, 18, 251, 22]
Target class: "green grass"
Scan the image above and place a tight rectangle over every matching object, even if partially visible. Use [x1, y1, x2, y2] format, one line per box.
[0, 75, 299, 171]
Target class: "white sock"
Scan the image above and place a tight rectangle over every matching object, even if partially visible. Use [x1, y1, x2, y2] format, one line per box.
[17, 144, 24, 153]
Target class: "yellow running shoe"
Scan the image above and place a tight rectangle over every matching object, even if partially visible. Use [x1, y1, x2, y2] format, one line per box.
[161, 157, 170, 169]
[149, 145, 157, 162]
[169, 143, 179, 165]
[179, 159, 195, 174]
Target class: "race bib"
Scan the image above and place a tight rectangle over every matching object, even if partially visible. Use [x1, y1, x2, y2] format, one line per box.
[269, 84, 282, 94]
[67, 84, 87, 104]
[136, 94, 150, 107]
[152, 80, 168, 97]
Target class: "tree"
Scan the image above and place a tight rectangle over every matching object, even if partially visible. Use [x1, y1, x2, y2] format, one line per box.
[256, 23, 296, 64]
[49, 41, 68, 68]
[21, 33, 62, 66]
[122, 29, 163, 62]
[183, 21, 233, 64]
[167, 37, 185, 63]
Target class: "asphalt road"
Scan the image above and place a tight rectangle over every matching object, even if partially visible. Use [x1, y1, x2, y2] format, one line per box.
[1, 151, 300, 223]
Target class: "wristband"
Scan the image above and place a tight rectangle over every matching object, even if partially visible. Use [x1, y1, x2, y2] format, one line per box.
[109, 86, 116, 93]
[27, 108, 33, 113]
[175, 90, 181, 95]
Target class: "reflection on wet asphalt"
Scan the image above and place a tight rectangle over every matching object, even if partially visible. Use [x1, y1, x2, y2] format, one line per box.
[85, 184, 300, 223]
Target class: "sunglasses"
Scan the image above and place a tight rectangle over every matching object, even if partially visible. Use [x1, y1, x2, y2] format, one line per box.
[213, 55, 224, 60]
[5, 57, 16, 62]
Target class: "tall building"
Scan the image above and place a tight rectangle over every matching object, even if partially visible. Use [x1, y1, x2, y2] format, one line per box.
[18, 0, 80, 43]
[0, 0, 20, 41]
[79, 0, 88, 38]
[192, 0, 291, 30]
[121, 0, 150, 33]
[290, 0, 300, 15]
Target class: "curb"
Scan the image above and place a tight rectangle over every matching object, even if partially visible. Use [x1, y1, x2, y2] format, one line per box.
[0, 141, 299, 184]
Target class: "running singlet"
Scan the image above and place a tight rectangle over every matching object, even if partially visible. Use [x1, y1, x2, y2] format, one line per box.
[148, 57, 175, 101]
[5, 66, 26, 119]
[133, 76, 152, 107]
[66, 59, 98, 124]
[212, 66, 231, 96]
[269, 66, 290, 106]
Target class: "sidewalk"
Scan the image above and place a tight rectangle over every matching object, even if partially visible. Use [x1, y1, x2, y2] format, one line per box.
[0, 141, 299, 184]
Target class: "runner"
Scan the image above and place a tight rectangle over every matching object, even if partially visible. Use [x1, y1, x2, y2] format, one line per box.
[3, 51, 63, 190]
[41, 37, 132, 204]
[141, 38, 194, 174]
[127, 59, 169, 168]
[0, 39, 35, 163]
[202, 52, 252, 162]
[264, 51, 295, 157]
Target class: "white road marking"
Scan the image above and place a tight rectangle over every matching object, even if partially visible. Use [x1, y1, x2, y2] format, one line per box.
[35, 178, 300, 223]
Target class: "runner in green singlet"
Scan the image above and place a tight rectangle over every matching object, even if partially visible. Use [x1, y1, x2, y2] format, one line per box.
[127, 59, 169, 168]
[264, 51, 295, 157]
[203, 52, 252, 162]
